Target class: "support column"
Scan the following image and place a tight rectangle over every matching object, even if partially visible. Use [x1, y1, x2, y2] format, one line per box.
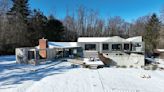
[99, 43, 102, 53]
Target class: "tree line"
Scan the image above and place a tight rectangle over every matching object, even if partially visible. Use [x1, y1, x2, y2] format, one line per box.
[0, 0, 163, 55]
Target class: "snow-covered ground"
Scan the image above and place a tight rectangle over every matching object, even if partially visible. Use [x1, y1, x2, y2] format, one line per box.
[0, 56, 164, 92]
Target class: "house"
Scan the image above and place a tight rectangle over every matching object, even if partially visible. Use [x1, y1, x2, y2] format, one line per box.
[78, 36, 144, 56]
[77, 36, 145, 67]
[16, 36, 145, 67]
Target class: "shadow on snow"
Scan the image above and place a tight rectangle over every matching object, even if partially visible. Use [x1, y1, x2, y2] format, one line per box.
[0, 55, 16, 62]
[0, 59, 76, 88]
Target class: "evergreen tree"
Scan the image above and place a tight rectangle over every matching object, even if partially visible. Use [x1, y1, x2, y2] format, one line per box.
[9, 0, 30, 22]
[7, 0, 30, 51]
[28, 9, 47, 46]
[144, 13, 161, 53]
[45, 15, 65, 41]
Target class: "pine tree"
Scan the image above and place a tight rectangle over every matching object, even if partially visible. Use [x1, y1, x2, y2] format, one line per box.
[9, 0, 30, 22]
[144, 13, 161, 53]
[45, 15, 65, 41]
[28, 9, 47, 46]
[8, 0, 30, 48]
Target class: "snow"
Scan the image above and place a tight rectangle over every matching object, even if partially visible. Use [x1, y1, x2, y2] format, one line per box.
[83, 58, 104, 65]
[145, 58, 164, 68]
[78, 37, 110, 42]
[156, 49, 164, 52]
[126, 36, 142, 42]
[155, 58, 164, 68]
[78, 36, 127, 42]
[1, 55, 164, 92]
[77, 36, 142, 43]
[48, 42, 79, 48]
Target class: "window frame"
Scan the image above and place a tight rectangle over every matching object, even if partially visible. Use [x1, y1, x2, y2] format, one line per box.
[102, 43, 109, 50]
[124, 43, 130, 51]
[112, 43, 122, 51]
[84, 44, 96, 51]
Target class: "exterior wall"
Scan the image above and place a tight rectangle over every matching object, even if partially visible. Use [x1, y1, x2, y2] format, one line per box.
[15, 48, 34, 64]
[46, 49, 57, 59]
[16, 47, 83, 65]
[78, 42, 144, 56]
[78, 42, 100, 58]
[131, 42, 145, 53]
[16, 48, 57, 64]
[83, 51, 98, 58]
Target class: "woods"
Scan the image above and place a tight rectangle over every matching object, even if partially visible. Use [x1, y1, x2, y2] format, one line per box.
[0, 0, 164, 55]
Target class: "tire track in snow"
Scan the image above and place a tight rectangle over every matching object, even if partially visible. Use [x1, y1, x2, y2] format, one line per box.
[97, 70, 105, 92]
[89, 70, 105, 92]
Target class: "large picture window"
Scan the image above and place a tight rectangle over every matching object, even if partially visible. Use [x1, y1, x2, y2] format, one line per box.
[112, 44, 122, 51]
[85, 44, 96, 50]
[103, 44, 109, 50]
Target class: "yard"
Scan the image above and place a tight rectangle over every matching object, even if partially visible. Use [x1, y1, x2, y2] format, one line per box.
[0, 55, 164, 92]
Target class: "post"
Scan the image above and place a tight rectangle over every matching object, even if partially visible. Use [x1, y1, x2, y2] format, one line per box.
[99, 42, 102, 53]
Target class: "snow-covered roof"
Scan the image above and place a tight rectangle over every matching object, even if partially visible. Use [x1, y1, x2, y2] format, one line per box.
[48, 42, 79, 49]
[36, 36, 143, 49]
[78, 36, 142, 43]
[126, 36, 142, 42]
[156, 49, 164, 52]
[78, 37, 109, 42]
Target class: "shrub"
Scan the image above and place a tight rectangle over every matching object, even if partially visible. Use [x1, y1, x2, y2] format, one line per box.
[152, 65, 158, 70]
[121, 65, 127, 68]
[130, 65, 133, 68]
[116, 65, 120, 68]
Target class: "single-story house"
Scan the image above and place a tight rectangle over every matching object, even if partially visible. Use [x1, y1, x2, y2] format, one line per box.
[16, 36, 145, 67]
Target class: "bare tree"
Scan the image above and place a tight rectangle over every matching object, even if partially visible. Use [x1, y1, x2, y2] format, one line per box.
[77, 6, 87, 36]
[129, 15, 149, 37]
[107, 16, 125, 36]
[85, 10, 99, 36]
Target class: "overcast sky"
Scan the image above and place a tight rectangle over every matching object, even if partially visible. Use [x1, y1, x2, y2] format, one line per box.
[29, 0, 164, 22]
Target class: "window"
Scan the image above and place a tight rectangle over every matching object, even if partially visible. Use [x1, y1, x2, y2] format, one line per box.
[124, 44, 129, 50]
[85, 44, 96, 50]
[28, 51, 35, 60]
[132, 43, 142, 52]
[135, 43, 141, 47]
[112, 44, 122, 51]
[103, 44, 109, 50]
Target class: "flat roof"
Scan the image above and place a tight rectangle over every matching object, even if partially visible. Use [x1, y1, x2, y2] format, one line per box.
[78, 36, 142, 43]
[48, 42, 80, 49]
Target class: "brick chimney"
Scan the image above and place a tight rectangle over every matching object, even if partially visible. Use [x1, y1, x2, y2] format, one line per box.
[39, 38, 48, 59]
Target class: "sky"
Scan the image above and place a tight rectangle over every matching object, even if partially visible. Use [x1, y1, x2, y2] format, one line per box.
[29, 0, 164, 22]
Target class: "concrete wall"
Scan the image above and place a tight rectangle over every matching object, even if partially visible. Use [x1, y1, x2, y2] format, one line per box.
[104, 52, 145, 67]
[16, 48, 57, 64]
[15, 48, 31, 64]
